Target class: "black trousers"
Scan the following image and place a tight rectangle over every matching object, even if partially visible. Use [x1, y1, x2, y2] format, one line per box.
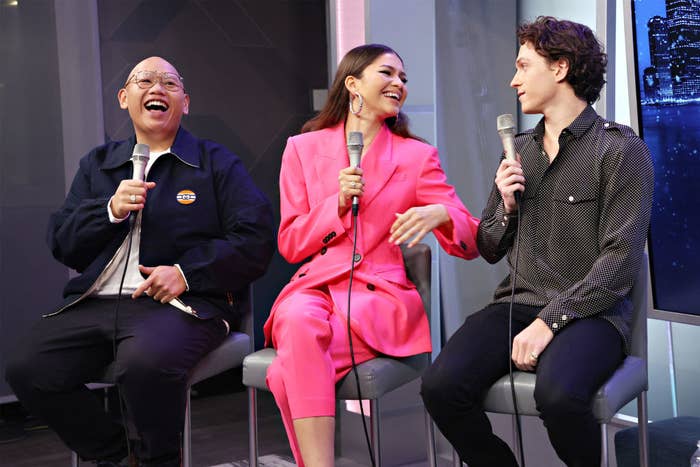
[5, 297, 227, 464]
[421, 303, 624, 467]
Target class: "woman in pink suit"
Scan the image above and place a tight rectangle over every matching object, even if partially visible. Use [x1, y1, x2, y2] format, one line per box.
[264, 43, 480, 467]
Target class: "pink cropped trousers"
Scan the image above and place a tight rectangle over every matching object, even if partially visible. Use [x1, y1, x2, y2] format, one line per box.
[266, 288, 378, 465]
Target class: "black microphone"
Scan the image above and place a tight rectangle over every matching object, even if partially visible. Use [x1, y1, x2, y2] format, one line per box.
[347, 131, 363, 215]
[131, 143, 150, 181]
[496, 114, 520, 204]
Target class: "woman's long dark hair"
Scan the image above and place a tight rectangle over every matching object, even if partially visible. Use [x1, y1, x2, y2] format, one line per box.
[301, 44, 424, 142]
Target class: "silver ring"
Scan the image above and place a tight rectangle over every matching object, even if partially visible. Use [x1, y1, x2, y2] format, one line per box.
[352, 181, 357, 188]
[530, 352, 539, 360]
[129, 194, 136, 203]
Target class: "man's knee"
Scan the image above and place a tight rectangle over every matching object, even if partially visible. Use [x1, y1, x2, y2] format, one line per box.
[5, 355, 27, 390]
[117, 347, 187, 389]
[421, 362, 476, 415]
[5, 350, 41, 393]
[534, 382, 590, 419]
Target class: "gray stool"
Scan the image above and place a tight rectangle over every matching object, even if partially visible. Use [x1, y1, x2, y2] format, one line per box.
[480, 252, 651, 467]
[242, 244, 437, 467]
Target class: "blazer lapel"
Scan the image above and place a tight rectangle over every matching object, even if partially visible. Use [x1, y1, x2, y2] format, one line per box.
[313, 124, 350, 203]
[360, 125, 397, 207]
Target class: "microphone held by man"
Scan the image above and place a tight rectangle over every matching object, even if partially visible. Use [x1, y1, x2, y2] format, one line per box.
[109, 143, 157, 221]
[6, 55, 275, 467]
[496, 113, 523, 206]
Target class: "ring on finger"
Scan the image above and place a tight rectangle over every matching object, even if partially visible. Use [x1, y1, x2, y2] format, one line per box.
[129, 194, 136, 203]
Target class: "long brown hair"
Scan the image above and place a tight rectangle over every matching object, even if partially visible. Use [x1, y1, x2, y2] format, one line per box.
[301, 44, 424, 141]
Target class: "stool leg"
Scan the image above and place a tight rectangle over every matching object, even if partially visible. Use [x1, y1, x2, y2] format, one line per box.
[638, 391, 649, 467]
[183, 388, 192, 467]
[601, 423, 609, 467]
[370, 399, 381, 467]
[424, 408, 437, 467]
[248, 387, 259, 467]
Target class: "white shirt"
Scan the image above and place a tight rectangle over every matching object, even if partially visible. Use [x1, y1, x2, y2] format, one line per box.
[93, 149, 188, 296]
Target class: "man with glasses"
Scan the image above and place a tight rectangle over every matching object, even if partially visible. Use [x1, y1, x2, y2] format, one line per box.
[6, 56, 275, 467]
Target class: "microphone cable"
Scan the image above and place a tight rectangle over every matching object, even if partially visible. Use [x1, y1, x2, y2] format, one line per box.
[346, 206, 377, 467]
[506, 193, 526, 467]
[110, 211, 140, 463]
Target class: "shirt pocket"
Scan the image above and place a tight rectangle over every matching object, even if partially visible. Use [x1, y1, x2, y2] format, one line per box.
[550, 184, 600, 258]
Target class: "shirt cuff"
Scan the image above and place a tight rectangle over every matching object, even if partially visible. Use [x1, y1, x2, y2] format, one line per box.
[538, 308, 572, 334]
[174, 263, 190, 291]
[108, 196, 130, 223]
[492, 202, 518, 233]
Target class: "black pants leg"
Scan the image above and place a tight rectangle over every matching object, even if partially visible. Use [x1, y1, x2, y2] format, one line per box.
[421, 303, 539, 467]
[534, 318, 624, 467]
[421, 303, 624, 467]
[5, 298, 226, 464]
[113, 300, 227, 463]
[6, 300, 127, 461]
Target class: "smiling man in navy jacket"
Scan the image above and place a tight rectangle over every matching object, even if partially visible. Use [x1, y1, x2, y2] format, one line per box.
[5, 56, 274, 467]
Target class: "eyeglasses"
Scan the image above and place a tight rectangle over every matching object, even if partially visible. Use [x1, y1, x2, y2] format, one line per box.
[125, 70, 185, 91]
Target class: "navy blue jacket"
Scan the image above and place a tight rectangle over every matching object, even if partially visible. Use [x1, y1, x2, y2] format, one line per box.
[47, 127, 275, 319]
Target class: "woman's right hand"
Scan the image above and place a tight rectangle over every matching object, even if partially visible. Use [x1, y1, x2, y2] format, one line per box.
[495, 156, 525, 214]
[338, 166, 365, 215]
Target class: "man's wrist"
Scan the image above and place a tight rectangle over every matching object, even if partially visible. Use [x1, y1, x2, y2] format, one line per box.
[174, 263, 190, 291]
[108, 196, 129, 223]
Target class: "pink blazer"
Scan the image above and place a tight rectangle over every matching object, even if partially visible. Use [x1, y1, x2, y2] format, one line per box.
[264, 123, 479, 357]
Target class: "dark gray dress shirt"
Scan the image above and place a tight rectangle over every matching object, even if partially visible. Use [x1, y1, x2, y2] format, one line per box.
[477, 106, 654, 352]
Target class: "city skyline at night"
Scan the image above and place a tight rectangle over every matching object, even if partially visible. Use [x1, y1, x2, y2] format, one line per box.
[639, 0, 700, 103]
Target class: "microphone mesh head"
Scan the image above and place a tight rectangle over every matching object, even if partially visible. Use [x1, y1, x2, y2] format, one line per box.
[132, 143, 150, 161]
[348, 131, 363, 147]
[497, 114, 515, 132]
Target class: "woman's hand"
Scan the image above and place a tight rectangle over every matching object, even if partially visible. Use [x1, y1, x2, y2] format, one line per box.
[389, 204, 451, 247]
[338, 166, 365, 215]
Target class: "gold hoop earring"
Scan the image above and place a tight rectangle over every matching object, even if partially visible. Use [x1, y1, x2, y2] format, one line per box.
[349, 93, 363, 116]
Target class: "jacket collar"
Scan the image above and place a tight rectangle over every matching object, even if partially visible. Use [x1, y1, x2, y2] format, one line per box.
[314, 123, 396, 207]
[102, 126, 201, 170]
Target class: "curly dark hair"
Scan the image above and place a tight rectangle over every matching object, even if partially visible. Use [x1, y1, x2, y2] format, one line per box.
[517, 16, 607, 104]
[301, 43, 424, 142]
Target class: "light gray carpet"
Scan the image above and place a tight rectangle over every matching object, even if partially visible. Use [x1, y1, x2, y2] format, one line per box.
[213, 454, 373, 467]
[212, 454, 296, 467]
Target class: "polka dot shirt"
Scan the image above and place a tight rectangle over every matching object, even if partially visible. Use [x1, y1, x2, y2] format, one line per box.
[477, 106, 654, 353]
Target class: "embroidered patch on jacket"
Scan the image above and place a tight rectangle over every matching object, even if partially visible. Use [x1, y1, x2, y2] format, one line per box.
[176, 189, 196, 205]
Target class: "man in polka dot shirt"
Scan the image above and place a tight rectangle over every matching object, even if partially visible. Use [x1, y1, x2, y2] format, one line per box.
[422, 16, 654, 467]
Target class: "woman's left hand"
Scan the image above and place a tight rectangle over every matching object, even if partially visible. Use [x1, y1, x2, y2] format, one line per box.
[389, 204, 452, 247]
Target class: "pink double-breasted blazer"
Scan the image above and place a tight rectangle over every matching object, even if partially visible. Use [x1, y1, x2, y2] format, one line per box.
[264, 123, 479, 357]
